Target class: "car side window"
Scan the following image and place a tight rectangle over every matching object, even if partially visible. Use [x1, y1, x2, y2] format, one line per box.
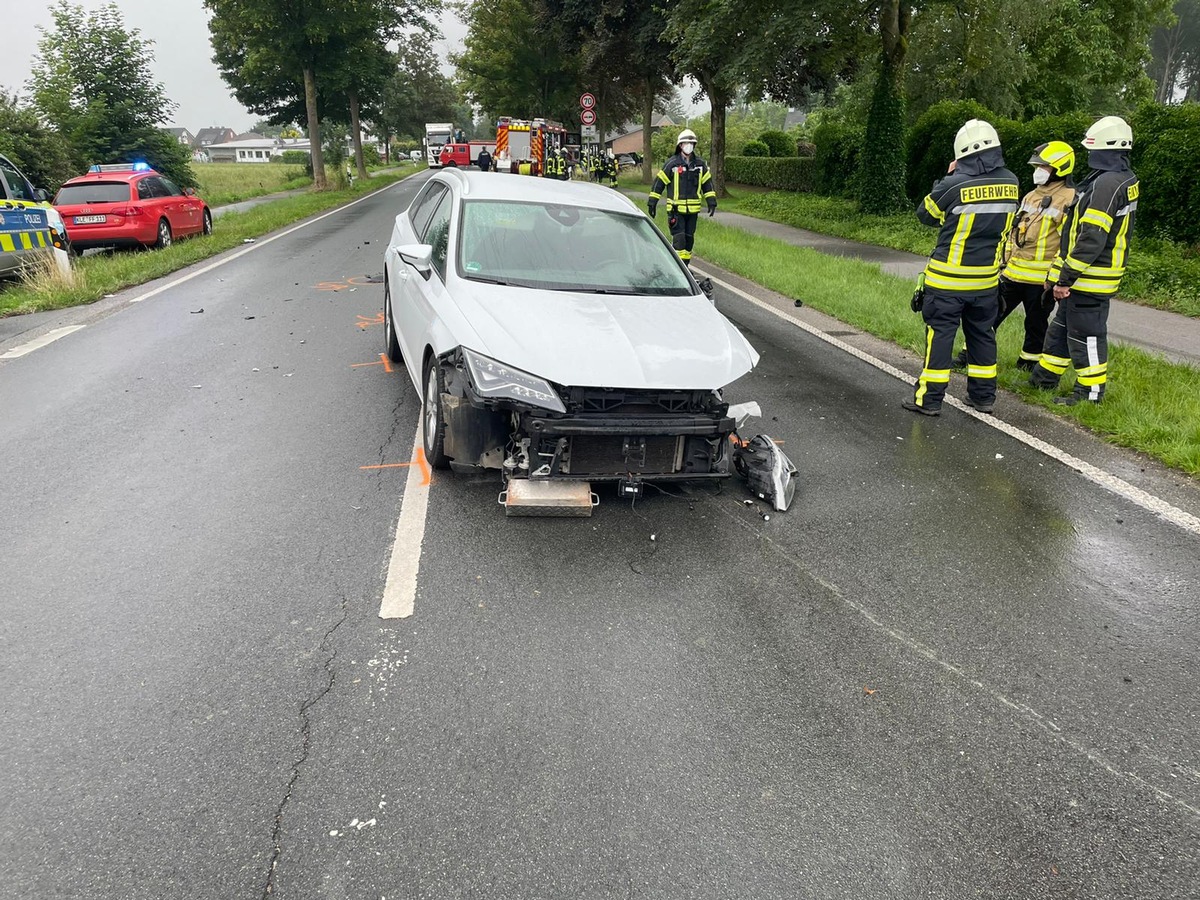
[160, 177, 183, 196]
[422, 194, 452, 281]
[137, 178, 155, 200]
[409, 184, 446, 238]
[1, 163, 34, 201]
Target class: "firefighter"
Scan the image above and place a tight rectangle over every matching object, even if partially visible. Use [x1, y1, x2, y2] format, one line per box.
[476, 146, 492, 172]
[1030, 117, 1139, 405]
[952, 141, 1077, 372]
[647, 129, 717, 268]
[556, 148, 568, 180]
[904, 119, 1020, 416]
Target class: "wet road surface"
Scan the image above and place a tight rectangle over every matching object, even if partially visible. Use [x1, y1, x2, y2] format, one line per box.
[2, 173, 1198, 899]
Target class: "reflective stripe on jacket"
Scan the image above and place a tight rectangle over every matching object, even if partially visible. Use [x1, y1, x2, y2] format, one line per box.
[649, 153, 716, 213]
[1001, 180, 1075, 285]
[917, 158, 1020, 292]
[1048, 168, 1139, 296]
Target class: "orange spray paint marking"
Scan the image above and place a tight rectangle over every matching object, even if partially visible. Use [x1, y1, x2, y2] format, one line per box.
[360, 447, 432, 487]
[351, 354, 393, 373]
[356, 312, 385, 330]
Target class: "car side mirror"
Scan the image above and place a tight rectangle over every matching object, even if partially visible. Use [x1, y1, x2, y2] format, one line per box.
[184, 187, 196, 196]
[398, 243, 433, 278]
[33, 188, 50, 202]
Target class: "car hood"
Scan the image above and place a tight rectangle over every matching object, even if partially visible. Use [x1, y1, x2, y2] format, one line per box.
[447, 280, 759, 390]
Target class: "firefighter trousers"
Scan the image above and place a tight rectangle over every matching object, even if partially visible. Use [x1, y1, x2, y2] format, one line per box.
[669, 212, 698, 265]
[914, 287, 998, 410]
[996, 278, 1054, 366]
[1029, 290, 1109, 401]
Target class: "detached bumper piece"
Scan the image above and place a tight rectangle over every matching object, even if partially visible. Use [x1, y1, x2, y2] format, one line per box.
[501, 480, 597, 517]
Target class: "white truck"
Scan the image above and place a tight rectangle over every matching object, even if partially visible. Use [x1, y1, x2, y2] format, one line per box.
[424, 123, 455, 168]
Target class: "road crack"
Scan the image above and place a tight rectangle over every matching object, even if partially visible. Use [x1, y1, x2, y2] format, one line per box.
[261, 591, 350, 898]
[374, 394, 409, 494]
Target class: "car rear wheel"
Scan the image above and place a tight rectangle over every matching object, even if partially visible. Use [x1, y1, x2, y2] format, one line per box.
[154, 219, 172, 250]
[202, 209, 212, 236]
[383, 279, 402, 363]
[422, 356, 451, 470]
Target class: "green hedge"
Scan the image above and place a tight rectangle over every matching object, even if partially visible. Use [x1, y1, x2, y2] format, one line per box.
[758, 130, 795, 157]
[725, 156, 815, 192]
[743, 140, 770, 157]
[278, 150, 310, 165]
[811, 119, 863, 198]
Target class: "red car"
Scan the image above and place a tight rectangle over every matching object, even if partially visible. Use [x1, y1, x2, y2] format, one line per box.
[54, 163, 211, 252]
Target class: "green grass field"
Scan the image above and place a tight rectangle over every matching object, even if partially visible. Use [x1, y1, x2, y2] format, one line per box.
[692, 217, 1200, 476]
[192, 162, 312, 206]
[0, 170, 415, 317]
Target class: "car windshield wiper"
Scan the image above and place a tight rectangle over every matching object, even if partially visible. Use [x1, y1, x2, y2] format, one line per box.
[550, 286, 642, 295]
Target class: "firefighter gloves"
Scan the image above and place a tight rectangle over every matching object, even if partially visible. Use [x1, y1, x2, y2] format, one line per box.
[648, 199, 657, 218]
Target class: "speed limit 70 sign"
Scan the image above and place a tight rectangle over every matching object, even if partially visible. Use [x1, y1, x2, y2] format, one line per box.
[580, 108, 596, 126]
[579, 93, 596, 110]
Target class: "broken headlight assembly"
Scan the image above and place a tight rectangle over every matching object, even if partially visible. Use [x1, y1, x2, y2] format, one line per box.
[462, 348, 566, 414]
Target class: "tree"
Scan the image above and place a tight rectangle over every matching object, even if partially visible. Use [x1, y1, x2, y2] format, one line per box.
[1149, 0, 1200, 102]
[380, 35, 461, 142]
[28, 0, 195, 187]
[0, 93, 75, 190]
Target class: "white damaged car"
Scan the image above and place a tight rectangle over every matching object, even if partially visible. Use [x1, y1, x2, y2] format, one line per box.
[383, 169, 786, 511]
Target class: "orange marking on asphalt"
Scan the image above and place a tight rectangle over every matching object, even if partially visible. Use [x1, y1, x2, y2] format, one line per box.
[316, 281, 345, 291]
[359, 447, 431, 486]
[357, 312, 385, 330]
[351, 353, 393, 372]
[347, 275, 373, 286]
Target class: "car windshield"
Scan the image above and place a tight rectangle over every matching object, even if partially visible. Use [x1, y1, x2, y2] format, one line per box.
[458, 199, 693, 296]
[56, 182, 130, 204]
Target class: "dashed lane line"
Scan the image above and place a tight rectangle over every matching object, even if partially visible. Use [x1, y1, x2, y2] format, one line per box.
[378, 425, 431, 619]
[694, 265, 1200, 540]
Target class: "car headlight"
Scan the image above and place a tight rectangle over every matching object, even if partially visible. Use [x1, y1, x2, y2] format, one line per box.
[43, 207, 65, 233]
[462, 348, 565, 413]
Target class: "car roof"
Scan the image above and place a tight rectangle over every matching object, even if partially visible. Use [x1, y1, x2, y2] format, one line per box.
[435, 169, 641, 215]
[61, 170, 154, 185]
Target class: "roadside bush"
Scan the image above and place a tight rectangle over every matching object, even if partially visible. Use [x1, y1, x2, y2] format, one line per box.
[795, 140, 816, 157]
[725, 157, 815, 192]
[278, 150, 309, 165]
[758, 130, 795, 157]
[811, 119, 863, 198]
[742, 140, 770, 157]
[904, 99, 994, 200]
[1131, 103, 1200, 246]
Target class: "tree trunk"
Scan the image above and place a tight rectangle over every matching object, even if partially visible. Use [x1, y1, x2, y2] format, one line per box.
[383, 126, 390, 165]
[642, 78, 654, 184]
[702, 76, 729, 199]
[858, 0, 910, 214]
[349, 91, 368, 179]
[303, 66, 326, 190]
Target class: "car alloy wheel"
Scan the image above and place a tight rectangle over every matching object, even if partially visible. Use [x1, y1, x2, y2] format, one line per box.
[202, 210, 212, 236]
[422, 357, 451, 470]
[155, 219, 172, 249]
[383, 280, 402, 363]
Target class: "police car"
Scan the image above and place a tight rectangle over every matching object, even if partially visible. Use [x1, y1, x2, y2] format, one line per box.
[0, 152, 69, 280]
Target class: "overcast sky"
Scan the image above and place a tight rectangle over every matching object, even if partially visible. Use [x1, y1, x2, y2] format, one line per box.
[0, 0, 469, 133]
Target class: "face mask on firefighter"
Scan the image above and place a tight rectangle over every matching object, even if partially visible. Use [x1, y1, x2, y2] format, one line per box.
[1032, 166, 1051, 185]
[681, 142, 695, 155]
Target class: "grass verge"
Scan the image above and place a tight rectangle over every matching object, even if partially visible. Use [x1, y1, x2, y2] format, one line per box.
[193, 162, 313, 206]
[1, 171, 416, 317]
[693, 217, 1200, 476]
[620, 174, 1200, 319]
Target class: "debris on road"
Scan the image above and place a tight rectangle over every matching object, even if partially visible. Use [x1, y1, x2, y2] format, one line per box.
[734, 434, 798, 511]
[242, 238, 256, 244]
[190, 308, 204, 314]
[244, 316, 255, 320]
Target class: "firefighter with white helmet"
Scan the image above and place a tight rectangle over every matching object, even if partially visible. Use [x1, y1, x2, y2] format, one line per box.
[1029, 116, 1139, 405]
[648, 128, 717, 267]
[904, 119, 1020, 416]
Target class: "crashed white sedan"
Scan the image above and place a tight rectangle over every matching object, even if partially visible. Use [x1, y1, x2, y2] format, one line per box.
[383, 169, 788, 512]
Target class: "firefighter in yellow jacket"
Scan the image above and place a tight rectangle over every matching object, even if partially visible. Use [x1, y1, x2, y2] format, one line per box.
[904, 119, 1020, 416]
[647, 129, 717, 267]
[1030, 116, 1139, 405]
[952, 141, 1077, 372]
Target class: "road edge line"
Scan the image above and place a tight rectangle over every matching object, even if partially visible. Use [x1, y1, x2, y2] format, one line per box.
[379, 425, 431, 619]
[0, 325, 86, 360]
[695, 265, 1200, 539]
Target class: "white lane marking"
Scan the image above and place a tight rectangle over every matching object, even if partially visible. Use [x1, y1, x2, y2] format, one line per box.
[694, 266, 1200, 539]
[130, 179, 405, 303]
[0, 325, 86, 359]
[379, 425, 431, 619]
[718, 504, 1200, 821]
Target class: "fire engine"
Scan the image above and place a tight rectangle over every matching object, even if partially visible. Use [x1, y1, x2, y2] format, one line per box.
[438, 140, 498, 168]
[493, 117, 567, 175]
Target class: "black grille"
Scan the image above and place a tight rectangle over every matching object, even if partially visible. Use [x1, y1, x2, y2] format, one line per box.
[567, 435, 681, 475]
[564, 387, 723, 416]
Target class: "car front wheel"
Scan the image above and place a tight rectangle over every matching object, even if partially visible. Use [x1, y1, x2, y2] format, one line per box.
[201, 209, 212, 236]
[154, 219, 172, 250]
[422, 356, 451, 470]
[383, 279, 402, 363]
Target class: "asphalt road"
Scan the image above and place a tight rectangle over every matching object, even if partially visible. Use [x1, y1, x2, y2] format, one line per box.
[2, 172, 1198, 900]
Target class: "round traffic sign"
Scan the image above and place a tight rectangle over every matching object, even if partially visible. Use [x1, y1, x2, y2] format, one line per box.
[580, 108, 597, 126]
[580, 93, 596, 110]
